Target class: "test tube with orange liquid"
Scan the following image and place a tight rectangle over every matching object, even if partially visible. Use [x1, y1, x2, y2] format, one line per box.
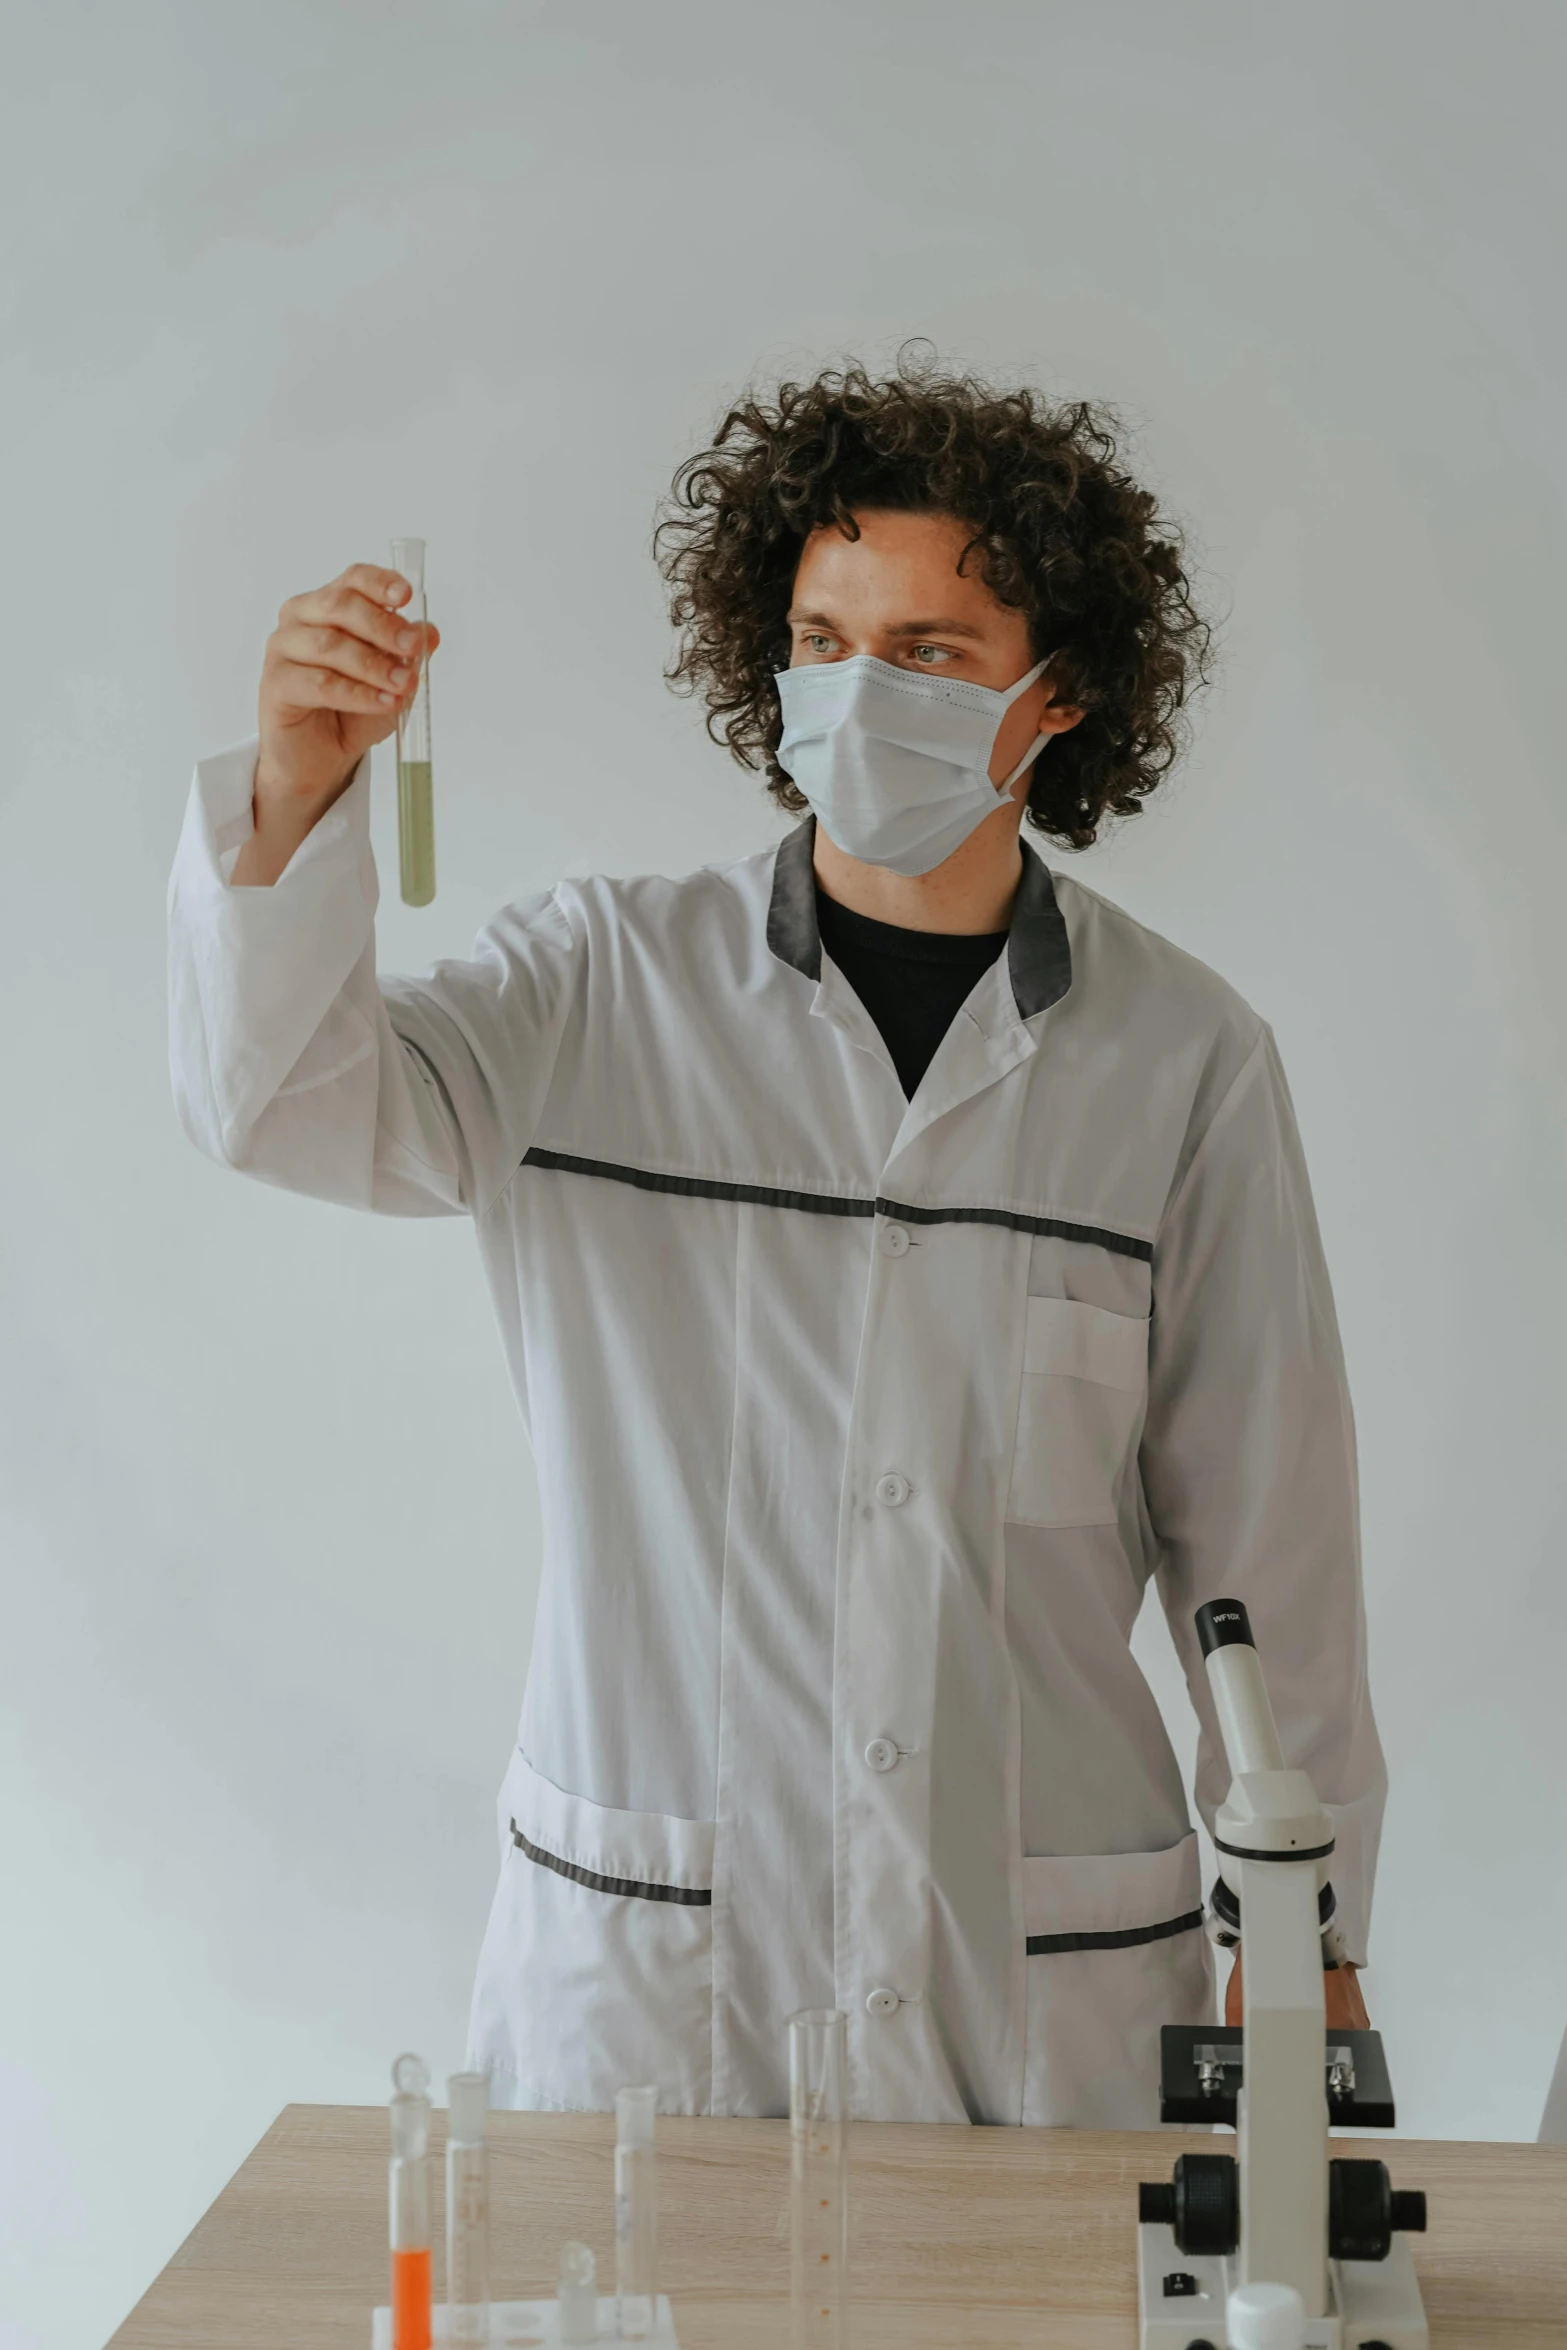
[789, 2009, 848, 2349]
[389, 2053, 433, 2350]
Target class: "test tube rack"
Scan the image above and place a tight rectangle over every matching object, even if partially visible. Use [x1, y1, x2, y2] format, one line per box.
[369, 2298, 679, 2347]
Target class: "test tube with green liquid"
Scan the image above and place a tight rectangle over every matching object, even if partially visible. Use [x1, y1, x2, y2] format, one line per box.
[391, 536, 435, 906]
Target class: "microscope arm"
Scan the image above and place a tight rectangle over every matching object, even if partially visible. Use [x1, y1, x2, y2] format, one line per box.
[1201, 1599, 1335, 2313]
[1223, 1950, 1369, 2029]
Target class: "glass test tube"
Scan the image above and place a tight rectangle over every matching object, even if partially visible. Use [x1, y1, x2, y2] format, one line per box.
[446, 2071, 490, 2346]
[790, 2009, 848, 2350]
[558, 2240, 599, 2345]
[390, 536, 435, 907]
[614, 2084, 658, 2339]
[389, 2053, 433, 2350]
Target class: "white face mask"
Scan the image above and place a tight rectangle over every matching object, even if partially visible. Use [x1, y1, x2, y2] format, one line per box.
[774, 652, 1054, 878]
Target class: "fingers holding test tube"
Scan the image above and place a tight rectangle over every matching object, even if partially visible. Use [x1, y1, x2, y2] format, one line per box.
[257, 562, 439, 812]
[239, 558, 441, 893]
[269, 573, 438, 710]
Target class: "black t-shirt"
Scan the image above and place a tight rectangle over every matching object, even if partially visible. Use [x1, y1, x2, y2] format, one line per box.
[815, 887, 1009, 1099]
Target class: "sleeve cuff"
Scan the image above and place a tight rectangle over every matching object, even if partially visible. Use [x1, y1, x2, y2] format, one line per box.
[184, 735, 374, 895]
[169, 737, 381, 1160]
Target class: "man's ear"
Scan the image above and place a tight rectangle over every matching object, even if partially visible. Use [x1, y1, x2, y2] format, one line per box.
[1039, 659, 1086, 734]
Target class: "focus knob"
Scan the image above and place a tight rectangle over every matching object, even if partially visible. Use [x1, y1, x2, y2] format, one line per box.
[1138, 2154, 1239, 2258]
[1329, 2158, 1428, 2261]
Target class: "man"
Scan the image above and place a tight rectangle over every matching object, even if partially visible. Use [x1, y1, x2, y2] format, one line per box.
[168, 356, 1385, 2127]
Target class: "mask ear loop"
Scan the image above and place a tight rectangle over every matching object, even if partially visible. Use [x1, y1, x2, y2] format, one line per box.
[994, 652, 1057, 795]
[997, 730, 1053, 794]
[1000, 655, 1052, 706]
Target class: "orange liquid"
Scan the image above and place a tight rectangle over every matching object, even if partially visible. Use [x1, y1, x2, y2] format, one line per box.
[391, 2245, 432, 2350]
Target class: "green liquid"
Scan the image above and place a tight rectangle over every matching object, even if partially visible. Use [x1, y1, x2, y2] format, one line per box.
[397, 760, 435, 906]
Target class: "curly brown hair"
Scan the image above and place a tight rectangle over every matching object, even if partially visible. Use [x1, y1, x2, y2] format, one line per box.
[655, 349, 1215, 851]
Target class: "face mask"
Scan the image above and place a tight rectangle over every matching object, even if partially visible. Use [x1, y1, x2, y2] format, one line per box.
[774, 652, 1054, 878]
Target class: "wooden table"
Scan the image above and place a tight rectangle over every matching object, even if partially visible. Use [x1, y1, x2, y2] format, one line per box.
[108, 2104, 1567, 2347]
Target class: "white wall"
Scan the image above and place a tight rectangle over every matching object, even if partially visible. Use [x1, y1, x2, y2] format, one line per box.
[3, 3, 1564, 2342]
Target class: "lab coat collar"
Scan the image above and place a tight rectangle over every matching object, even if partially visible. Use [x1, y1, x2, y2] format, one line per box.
[765, 816, 824, 981]
[765, 817, 1073, 1022]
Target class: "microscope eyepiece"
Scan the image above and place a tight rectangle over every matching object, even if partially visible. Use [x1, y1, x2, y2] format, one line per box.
[1196, 1598, 1255, 1656]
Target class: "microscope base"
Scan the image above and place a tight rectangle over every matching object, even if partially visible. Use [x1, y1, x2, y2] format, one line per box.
[1136, 2223, 1428, 2347]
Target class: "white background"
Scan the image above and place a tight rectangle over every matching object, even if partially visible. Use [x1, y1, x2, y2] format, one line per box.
[3, 3, 1565, 2343]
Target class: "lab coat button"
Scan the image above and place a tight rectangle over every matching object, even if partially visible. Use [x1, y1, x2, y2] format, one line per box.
[878, 1222, 911, 1257]
[863, 1737, 899, 1773]
[865, 1986, 900, 2018]
[875, 1472, 911, 1508]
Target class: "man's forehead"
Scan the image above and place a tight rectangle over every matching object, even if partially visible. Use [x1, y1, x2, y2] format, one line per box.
[793, 512, 1012, 619]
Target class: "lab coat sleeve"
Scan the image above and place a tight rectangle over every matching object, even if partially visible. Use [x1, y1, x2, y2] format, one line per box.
[167, 737, 580, 1218]
[1139, 1021, 1388, 1967]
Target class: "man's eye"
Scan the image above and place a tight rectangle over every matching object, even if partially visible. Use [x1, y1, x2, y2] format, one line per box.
[911, 644, 953, 665]
[804, 634, 835, 654]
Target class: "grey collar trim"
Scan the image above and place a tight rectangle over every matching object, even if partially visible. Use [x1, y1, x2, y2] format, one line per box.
[765, 816, 1073, 1020]
[765, 818, 823, 982]
[1007, 834, 1074, 1018]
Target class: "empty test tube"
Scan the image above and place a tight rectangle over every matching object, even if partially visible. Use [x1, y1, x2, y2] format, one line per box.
[558, 2240, 599, 2345]
[790, 2009, 848, 2350]
[445, 2071, 490, 2347]
[614, 2085, 658, 2339]
[390, 536, 435, 907]
[389, 2053, 433, 2350]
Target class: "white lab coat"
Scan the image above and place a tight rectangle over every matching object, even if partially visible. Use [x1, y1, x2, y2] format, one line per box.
[167, 740, 1387, 2128]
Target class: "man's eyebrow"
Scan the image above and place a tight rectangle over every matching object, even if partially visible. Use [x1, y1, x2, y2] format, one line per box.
[888, 617, 986, 640]
[785, 608, 988, 640]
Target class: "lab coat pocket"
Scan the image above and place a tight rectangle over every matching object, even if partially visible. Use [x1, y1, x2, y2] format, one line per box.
[468, 1750, 715, 2115]
[1005, 1295, 1150, 1529]
[1020, 1833, 1212, 2128]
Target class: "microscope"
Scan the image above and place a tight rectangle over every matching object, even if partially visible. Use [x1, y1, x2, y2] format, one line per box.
[1136, 1600, 1428, 2349]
